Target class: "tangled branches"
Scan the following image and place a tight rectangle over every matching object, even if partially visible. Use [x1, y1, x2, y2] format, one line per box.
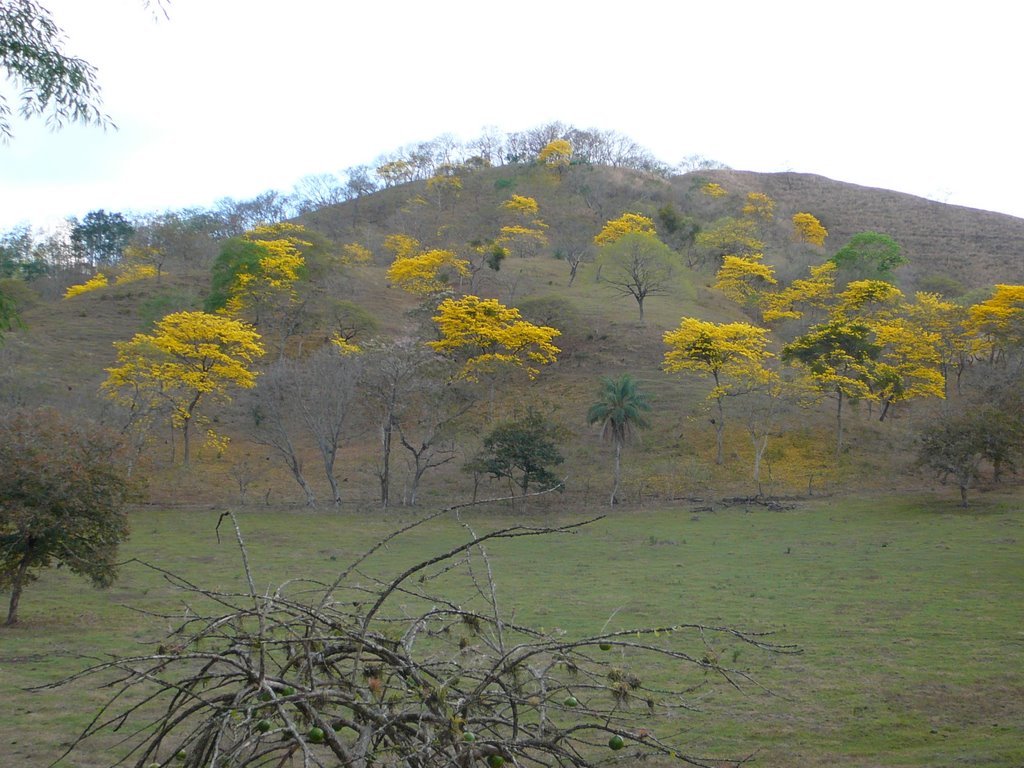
[44, 500, 798, 768]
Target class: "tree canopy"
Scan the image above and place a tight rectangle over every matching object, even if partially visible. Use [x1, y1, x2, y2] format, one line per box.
[0, 408, 130, 625]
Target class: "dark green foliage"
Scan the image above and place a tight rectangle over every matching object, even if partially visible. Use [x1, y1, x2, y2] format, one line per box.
[0, 0, 110, 139]
[205, 238, 267, 313]
[781, 320, 881, 375]
[587, 374, 653, 505]
[830, 232, 906, 284]
[916, 412, 990, 507]
[0, 283, 19, 341]
[1, 223, 49, 280]
[0, 407, 131, 625]
[467, 409, 565, 499]
[70, 210, 135, 267]
[656, 203, 700, 250]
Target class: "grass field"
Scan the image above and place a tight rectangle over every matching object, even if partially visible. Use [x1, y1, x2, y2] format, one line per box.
[1, 490, 1022, 768]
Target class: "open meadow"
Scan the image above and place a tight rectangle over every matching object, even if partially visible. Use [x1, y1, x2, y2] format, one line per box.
[1, 490, 1021, 768]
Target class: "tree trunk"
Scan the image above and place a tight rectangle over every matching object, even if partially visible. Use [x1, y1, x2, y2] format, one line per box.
[714, 396, 725, 466]
[610, 439, 622, 506]
[5, 553, 32, 626]
[834, 391, 845, 460]
[379, 416, 393, 508]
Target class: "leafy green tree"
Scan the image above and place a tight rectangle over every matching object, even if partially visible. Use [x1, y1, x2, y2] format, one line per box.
[830, 232, 906, 285]
[70, 210, 135, 267]
[467, 409, 564, 509]
[586, 374, 652, 505]
[0, 282, 20, 342]
[0, 407, 130, 625]
[915, 409, 1014, 507]
[595, 231, 676, 322]
[781, 320, 881, 458]
[1, 0, 116, 139]
[1, 223, 48, 280]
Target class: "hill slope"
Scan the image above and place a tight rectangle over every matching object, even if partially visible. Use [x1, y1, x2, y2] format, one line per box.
[688, 169, 1024, 291]
[3, 163, 1022, 507]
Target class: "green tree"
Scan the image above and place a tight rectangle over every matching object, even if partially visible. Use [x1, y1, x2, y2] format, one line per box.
[595, 231, 675, 322]
[467, 409, 564, 509]
[586, 374, 652, 506]
[916, 410, 1002, 507]
[0, 407, 130, 625]
[830, 232, 906, 285]
[781, 320, 881, 458]
[70, 210, 135, 267]
[0, 0, 118, 139]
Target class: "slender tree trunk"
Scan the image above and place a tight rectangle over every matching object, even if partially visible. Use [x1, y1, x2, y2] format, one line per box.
[611, 439, 622, 506]
[835, 391, 845, 460]
[182, 417, 191, 466]
[714, 396, 725, 465]
[5, 553, 32, 626]
[284, 453, 316, 507]
[182, 394, 201, 466]
[379, 415, 393, 508]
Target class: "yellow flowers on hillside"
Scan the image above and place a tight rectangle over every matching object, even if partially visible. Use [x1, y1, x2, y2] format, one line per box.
[593, 213, 656, 246]
[792, 212, 828, 246]
[714, 253, 777, 303]
[115, 264, 159, 284]
[64, 273, 108, 298]
[387, 248, 470, 295]
[428, 295, 560, 380]
[103, 311, 264, 464]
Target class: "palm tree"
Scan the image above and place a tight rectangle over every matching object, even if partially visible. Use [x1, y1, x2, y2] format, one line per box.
[586, 374, 652, 506]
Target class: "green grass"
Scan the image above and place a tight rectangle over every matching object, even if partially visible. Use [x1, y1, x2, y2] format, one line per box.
[1, 491, 1022, 767]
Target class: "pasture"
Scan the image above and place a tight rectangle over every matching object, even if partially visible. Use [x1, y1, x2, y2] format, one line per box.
[1, 490, 1021, 767]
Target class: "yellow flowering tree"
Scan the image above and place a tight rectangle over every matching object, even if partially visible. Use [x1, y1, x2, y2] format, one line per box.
[538, 138, 572, 176]
[694, 217, 764, 268]
[340, 242, 373, 265]
[792, 212, 828, 247]
[906, 291, 973, 395]
[593, 212, 656, 246]
[870, 317, 945, 420]
[714, 253, 777, 304]
[63, 273, 108, 298]
[427, 295, 560, 381]
[103, 311, 264, 465]
[207, 224, 309, 322]
[965, 284, 1024, 363]
[663, 318, 773, 464]
[742, 192, 775, 222]
[386, 248, 470, 296]
[760, 261, 838, 323]
[383, 234, 421, 261]
[702, 182, 728, 198]
[114, 264, 158, 285]
[498, 195, 548, 258]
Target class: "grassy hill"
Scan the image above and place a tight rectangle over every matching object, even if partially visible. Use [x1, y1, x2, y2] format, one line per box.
[2, 162, 1022, 509]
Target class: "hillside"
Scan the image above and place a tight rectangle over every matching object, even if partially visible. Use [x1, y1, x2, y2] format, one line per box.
[688, 169, 1024, 291]
[3, 162, 1022, 508]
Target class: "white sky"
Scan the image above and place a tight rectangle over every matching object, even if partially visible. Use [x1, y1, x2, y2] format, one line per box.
[2, 1, 1022, 230]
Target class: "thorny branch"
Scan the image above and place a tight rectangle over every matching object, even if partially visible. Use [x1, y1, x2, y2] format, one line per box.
[39, 491, 799, 768]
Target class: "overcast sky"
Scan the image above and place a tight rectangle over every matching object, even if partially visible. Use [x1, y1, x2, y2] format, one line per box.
[3, 1, 1022, 230]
